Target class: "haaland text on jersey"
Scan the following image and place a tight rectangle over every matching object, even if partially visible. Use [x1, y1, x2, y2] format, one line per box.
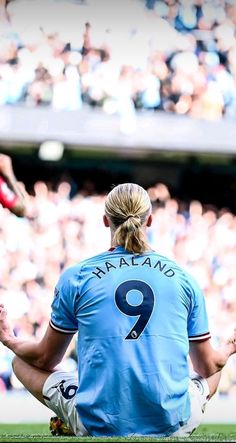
[92, 256, 175, 279]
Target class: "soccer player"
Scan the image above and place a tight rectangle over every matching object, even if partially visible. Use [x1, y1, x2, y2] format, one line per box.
[0, 153, 26, 217]
[0, 183, 236, 437]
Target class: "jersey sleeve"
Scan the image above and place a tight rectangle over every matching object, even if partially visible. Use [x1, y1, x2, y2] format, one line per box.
[187, 274, 211, 343]
[50, 267, 79, 334]
[0, 176, 18, 209]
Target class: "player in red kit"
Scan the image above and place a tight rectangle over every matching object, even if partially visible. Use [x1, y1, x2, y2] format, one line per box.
[0, 153, 26, 217]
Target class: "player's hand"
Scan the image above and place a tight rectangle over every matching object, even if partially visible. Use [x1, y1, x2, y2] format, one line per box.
[0, 154, 14, 178]
[0, 304, 15, 346]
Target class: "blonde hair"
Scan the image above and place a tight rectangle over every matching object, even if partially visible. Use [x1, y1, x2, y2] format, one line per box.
[105, 183, 152, 254]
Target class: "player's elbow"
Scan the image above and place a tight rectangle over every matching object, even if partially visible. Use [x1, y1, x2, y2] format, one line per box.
[190, 341, 226, 379]
[36, 353, 63, 371]
[193, 360, 222, 378]
[197, 367, 217, 379]
[12, 353, 60, 373]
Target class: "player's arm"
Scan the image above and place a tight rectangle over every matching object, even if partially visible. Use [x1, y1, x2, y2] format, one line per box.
[0, 305, 74, 371]
[189, 334, 236, 378]
[187, 271, 236, 378]
[0, 153, 26, 217]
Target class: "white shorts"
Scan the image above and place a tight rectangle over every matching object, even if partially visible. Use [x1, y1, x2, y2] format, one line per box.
[43, 371, 88, 437]
[43, 371, 209, 437]
[172, 375, 210, 438]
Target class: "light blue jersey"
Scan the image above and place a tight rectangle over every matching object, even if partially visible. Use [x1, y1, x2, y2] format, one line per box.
[50, 246, 210, 437]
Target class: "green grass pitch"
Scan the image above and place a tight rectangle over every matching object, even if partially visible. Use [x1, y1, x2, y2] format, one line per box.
[0, 424, 236, 442]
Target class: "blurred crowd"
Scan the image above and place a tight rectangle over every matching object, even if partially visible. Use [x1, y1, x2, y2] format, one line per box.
[0, 178, 236, 394]
[0, 0, 236, 124]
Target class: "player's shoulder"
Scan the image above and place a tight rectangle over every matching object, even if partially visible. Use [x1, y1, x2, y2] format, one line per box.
[151, 251, 200, 290]
[150, 250, 183, 273]
[59, 251, 109, 279]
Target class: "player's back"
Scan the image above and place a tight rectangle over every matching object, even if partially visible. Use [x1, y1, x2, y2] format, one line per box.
[53, 246, 197, 437]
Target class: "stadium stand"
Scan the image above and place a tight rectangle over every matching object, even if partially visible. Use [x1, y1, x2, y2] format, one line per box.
[0, 0, 236, 119]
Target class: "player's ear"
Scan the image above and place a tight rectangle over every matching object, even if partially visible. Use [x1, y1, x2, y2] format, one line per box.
[103, 214, 110, 227]
[146, 213, 152, 227]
